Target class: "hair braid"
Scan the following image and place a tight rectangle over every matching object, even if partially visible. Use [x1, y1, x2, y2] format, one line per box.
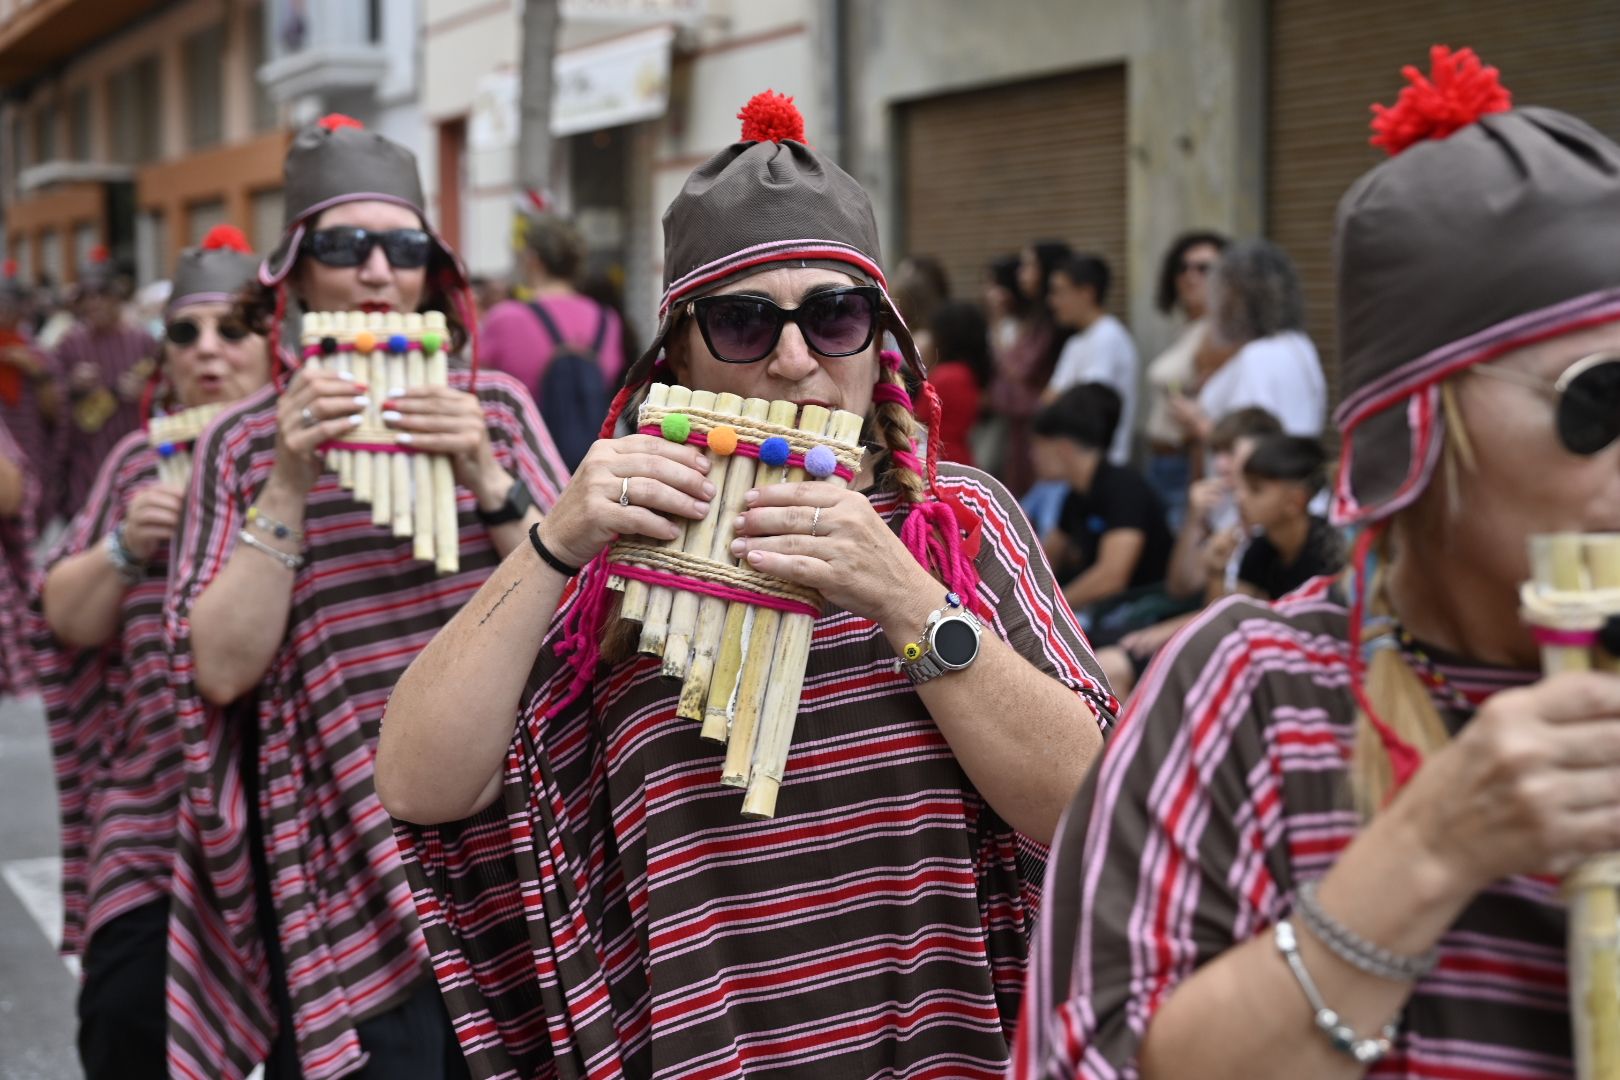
[871, 362, 928, 505]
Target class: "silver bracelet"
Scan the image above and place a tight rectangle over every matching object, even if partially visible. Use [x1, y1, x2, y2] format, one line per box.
[103, 525, 145, 585]
[1274, 919, 1398, 1065]
[1296, 879, 1437, 982]
[237, 528, 304, 571]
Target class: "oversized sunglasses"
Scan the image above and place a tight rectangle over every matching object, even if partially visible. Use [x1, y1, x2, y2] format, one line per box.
[166, 315, 251, 346]
[686, 285, 882, 364]
[301, 226, 432, 269]
[1472, 351, 1620, 455]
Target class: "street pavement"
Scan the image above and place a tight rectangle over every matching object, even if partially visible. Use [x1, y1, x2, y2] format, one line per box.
[0, 691, 78, 1080]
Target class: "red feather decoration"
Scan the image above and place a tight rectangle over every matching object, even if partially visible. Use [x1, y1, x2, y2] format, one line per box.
[1370, 45, 1512, 156]
[318, 113, 365, 133]
[737, 90, 806, 145]
[200, 224, 252, 253]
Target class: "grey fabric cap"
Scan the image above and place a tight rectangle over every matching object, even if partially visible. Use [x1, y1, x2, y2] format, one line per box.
[169, 244, 260, 314]
[1332, 105, 1620, 525]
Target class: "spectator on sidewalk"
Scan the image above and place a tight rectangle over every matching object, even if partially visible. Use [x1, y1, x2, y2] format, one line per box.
[481, 213, 624, 469]
[927, 299, 991, 467]
[1230, 434, 1344, 602]
[990, 240, 1070, 496]
[1141, 230, 1228, 523]
[1045, 253, 1139, 466]
[1033, 383, 1171, 617]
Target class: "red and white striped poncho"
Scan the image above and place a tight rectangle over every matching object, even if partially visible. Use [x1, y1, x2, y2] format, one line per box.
[35, 430, 182, 955]
[397, 462, 1117, 1079]
[163, 369, 569, 1080]
[0, 415, 38, 694]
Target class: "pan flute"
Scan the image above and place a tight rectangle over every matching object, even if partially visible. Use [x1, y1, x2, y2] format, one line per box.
[147, 402, 224, 488]
[299, 311, 459, 575]
[608, 384, 865, 818]
[1522, 532, 1620, 1080]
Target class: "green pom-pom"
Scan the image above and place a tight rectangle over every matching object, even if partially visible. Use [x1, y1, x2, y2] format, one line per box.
[661, 412, 692, 443]
[421, 331, 443, 355]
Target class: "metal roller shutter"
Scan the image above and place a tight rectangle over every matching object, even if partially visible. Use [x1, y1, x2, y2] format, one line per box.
[900, 65, 1128, 310]
[1268, 0, 1620, 395]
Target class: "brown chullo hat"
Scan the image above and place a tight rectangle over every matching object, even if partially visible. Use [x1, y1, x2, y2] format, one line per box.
[169, 225, 259, 315]
[629, 91, 921, 386]
[1332, 46, 1620, 527]
[260, 114, 466, 289]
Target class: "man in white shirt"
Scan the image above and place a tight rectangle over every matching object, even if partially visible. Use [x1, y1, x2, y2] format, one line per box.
[1045, 253, 1139, 465]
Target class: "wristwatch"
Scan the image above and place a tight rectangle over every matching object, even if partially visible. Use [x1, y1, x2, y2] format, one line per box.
[475, 477, 533, 526]
[896, 592, 983, 685]
[103, 524, 146, 585]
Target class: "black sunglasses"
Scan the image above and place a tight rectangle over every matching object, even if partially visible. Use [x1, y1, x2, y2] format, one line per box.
[1179, 259, 1215, 276]
[301, 226, 432, 270]
[686, 285, 882, 364]
[166, 315, 251, 347]
[1473, 352, 1620, 455]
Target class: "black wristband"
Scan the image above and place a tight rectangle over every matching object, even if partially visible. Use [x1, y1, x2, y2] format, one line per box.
[528, 520, 580, 578]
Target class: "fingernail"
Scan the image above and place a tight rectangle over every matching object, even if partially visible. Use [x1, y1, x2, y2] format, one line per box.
[695, 454, 710, 472]
[745, 489, 759, 505]
[732, 514, 745, 531]
[702, 481, 716, 498]
[387, 387, 405, 398]
[382, 410, 402, 423]
[730, 538, 744, 556]
[747, 550, 764, 565]
[354, 395, 371, 408]
[348, 414, 363, 427]
[339, 370, 356, 382]
[396, 432, 413, 444]
[695, 500, 711, 515]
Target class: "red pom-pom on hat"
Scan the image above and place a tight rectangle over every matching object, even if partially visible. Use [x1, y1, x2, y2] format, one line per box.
[738, 90, 806, 145]
[318, 113, 365, 133]
[1370, 45, 1512, 156]
[1, 259, 16, 278]
[88, 244, 110, 264]
[201, 224, 252, 253]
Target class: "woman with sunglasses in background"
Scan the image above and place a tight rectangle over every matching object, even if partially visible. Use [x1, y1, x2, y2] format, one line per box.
[31, 227, 266, 1080]
[1014, 49, 1620, 1080]
[159, 117, 568, 1080]
[375, 92, 1114, 1080]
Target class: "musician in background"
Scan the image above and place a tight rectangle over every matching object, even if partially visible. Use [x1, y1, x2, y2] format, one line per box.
[54, 249, 158, 520]
[0, 416, 35, 696]
[33, 227, 266, 1080]
[1013, 49, 1620, 1079]
[377, 91, 1114, 1079]
[0, 261, 61, 533]
[155, 114, 568, 1080]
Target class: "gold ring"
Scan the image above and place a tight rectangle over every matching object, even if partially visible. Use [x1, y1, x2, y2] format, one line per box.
[810, 506, 822, 538]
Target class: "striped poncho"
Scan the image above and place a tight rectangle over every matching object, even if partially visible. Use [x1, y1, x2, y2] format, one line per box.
[0, 416, 37, 694]
[35, 430, 181, 955]
[164, 370, 568, 1080]
[0, 333, 60, 534]
[1011, 582, 1573, 1080]
[397, 462, 1117, 1079]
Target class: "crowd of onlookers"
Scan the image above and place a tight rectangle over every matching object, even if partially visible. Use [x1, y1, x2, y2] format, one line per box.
[894, 231, 1343, 704]
[3, 222, 1343, 710]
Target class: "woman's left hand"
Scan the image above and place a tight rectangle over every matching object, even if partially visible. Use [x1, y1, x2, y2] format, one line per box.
[1167, 393, 1211, 441]
[731, 483, 937, 628]
[384, 385, 508, 505]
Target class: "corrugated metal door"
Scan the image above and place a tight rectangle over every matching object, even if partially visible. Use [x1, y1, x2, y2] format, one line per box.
[900, 65, 1128, 307]
[1268, 0, 1620, 392]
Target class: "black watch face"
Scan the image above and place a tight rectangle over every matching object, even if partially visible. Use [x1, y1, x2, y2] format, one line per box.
[933, 617, 978, 668]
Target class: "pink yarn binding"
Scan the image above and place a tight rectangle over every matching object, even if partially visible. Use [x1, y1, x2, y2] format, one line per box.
[607, 562, 819, 617]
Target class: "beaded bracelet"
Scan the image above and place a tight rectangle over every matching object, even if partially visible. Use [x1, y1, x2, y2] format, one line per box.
[1274, 919, 1398, 1066]
[1296, 879, 1437, 982]
[247, 505, 305, 543]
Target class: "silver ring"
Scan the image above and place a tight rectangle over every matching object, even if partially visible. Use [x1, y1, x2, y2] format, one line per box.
[810, 506, 822, 538]
[619, 477, 631, 507]
[300, 405, 317, 429]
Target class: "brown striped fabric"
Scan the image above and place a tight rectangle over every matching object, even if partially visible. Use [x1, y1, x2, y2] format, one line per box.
[34, 431, 182, 956]
[397, 463, 1117, 1080]
[163, 369, 569, 1080]
[54, 322, 157, 520]
[0, 337, 60, 533]
[0, 416, 37, 694]
[1013, 581, 1574, 1079]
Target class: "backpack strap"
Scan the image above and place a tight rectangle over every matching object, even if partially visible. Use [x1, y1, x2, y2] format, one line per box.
[526, 300, 566, 346]
[589, 302, 609, 352]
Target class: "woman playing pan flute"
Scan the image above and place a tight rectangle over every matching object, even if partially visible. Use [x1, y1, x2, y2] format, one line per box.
[377, 93, 1114, 1080]
[1013, 48, 1620, 1080]
[31, 226, 267, 1080]
[160, 116, 569, 1080]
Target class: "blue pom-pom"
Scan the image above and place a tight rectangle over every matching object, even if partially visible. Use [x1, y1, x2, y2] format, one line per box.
[804, 445, 838, 479]
[388, 333, 410, 354]
[158, 443, 176, 458]
[759, 436, 791, 468]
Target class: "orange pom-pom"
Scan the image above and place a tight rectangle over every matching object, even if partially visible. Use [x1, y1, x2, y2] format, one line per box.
[318, 113, 365, 133]
[1370, 45, 1511, 156]
[737, 90, 806, 145]
[201, 225, 252, 253]
[707, 425, 738, 456]
[353, 331, 377, 353]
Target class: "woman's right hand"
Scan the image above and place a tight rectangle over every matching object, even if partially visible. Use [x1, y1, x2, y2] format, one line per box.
[537, 434, 715, 570]
[1390, 671, 1620, 892]
[269, 368, 368, 497]
[122, 482, 185, 562]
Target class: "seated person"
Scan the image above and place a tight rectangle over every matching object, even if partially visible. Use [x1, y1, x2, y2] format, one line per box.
[1032, 383, 1172, 619]
[1229, 433, 1344, 601]
[1098, 406, 1282, 698]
